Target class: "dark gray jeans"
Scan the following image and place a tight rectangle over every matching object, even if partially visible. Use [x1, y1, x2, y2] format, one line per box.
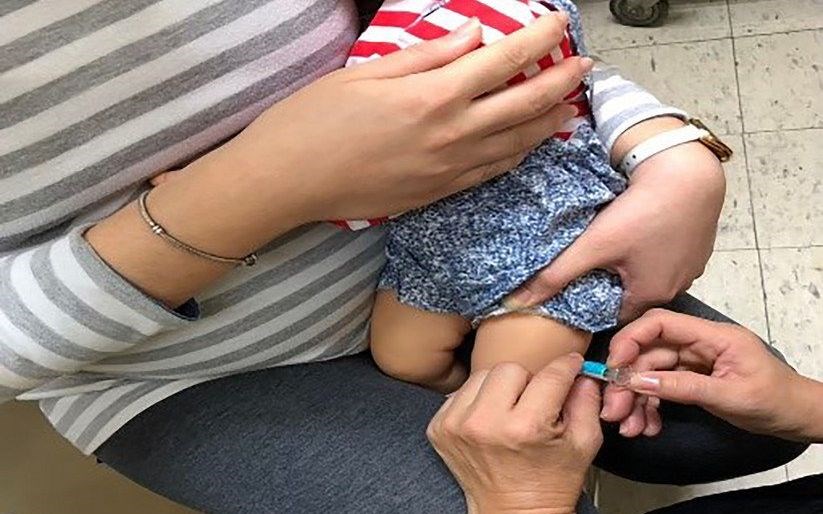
[96, 295, 808, 513]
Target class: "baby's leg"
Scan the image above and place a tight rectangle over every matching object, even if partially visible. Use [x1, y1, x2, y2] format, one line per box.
[371, 290, 471, 393]
[473, 313, 591, 375]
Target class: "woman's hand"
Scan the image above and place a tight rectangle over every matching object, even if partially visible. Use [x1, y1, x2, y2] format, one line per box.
[223, 13, 591, 222]
[504, 121, 726, 321]
[427, 355, 603, 514]
[88, 13, 591, 307]
[602, 309, 823, 442]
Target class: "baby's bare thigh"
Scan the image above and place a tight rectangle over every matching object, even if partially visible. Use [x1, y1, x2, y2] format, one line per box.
[473, 313, 592, 374]
[370, 290, 470, 375]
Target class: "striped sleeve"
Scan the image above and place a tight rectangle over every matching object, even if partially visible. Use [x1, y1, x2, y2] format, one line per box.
[0, 228, 197, 402]
[589, 63, 688, 154]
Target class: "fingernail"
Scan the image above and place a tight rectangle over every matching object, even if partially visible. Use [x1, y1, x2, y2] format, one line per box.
[452, 17, 480, 40]
[568, 352, 584, 365]
[556, 11, 570, 25]
[618, 423, 630, 436]
[580, 57, 594, 73]
[502, 290, 533, 310]
[600, 397, 613, 420]
[630, 374, 661, 392]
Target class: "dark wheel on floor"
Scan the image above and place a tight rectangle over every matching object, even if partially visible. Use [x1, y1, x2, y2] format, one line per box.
[609, 0, 670, 27]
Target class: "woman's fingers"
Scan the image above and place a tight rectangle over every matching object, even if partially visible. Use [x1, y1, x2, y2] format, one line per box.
[473, 363, 532, 417]
[353, 18, 483, 79]
[643, 397, 662, 437]
[618, 396, 648, 438]
[562, 377, 604, 453]
[602, 346, 678, 422]
[446, 368, 489, 419]
[516, 353, 584, 424]
[443, 103, 575, 195]
[478, 103, 578, 159]
[468, 57, 592, 135]
[610, 309, 728, 363]
[629, 369, 716, 406]
[439, 12, 570, 99]
[600, 384, 635, 422]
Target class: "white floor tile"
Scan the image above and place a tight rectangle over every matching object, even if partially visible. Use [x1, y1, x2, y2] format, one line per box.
[729, 0, 823, 36]
[715, 134, 757, 250]
[760, 246, 823, 481]
[689, 249, 768, 338]
[761, 247, 823, 381]
[578, 0, 730, 52]
[598, 39, 742, 134]
[735, 30, 823, 132]
[746, 129, 823, 248]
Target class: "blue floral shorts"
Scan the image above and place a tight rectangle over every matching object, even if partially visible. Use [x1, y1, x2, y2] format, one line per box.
[379, 122, 627, 333]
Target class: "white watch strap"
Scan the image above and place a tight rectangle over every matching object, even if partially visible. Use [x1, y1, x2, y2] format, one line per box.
[617, 124, 709, 176]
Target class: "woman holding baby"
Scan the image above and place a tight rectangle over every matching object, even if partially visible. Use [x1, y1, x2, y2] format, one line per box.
[0, 0, 811, 512]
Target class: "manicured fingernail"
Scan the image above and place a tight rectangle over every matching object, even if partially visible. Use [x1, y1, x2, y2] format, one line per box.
[580, 57, 594, 73]
[630, 374, 661, 391]
[600, 397, 613, 420]
[452, 17, 480, 40]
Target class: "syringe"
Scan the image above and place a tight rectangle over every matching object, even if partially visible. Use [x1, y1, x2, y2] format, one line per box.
[581, 361, 635, 386]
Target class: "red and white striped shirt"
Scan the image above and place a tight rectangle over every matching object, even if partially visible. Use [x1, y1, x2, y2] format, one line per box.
[334, 0, 590, 230]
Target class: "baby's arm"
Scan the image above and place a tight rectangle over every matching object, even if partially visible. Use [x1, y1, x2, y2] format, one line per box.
[472, 313, 591, 375]
[589, 64, 688, 165]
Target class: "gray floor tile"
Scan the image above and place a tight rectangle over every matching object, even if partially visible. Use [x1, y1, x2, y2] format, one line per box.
[746, 129, 823, 248]
[729, 0, 823, 36]
[716, 134, 757, 250]
[578, 0, 730, 52]
[599, 39, 742, 134]
[689, 249, 768, 337]
[735, 30, 823, 132]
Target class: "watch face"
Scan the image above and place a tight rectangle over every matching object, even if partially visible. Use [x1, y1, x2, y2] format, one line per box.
[690, 118, 733, 162]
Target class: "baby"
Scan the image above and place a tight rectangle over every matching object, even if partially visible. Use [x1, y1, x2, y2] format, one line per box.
[151, 0, 647, 394]
[341, 0, 628, 392]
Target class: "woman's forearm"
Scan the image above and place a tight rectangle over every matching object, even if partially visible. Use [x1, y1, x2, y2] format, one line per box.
[88, 16, 593, 310]
[86, 144, 310, 308]
[788, 375, 823, 443]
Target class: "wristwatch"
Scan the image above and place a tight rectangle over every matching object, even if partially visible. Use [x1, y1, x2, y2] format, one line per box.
[617, 118, 733, 176]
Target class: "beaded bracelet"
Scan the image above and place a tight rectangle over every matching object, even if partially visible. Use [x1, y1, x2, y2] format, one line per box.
[137, 190, 258, 267]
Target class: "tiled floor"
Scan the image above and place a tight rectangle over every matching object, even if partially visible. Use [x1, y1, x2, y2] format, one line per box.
[578, 0, 823, 512]
[0, 2, 819, 513]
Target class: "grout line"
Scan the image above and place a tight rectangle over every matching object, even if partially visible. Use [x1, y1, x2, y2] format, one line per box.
[743, 126, 823, 135]
[592, 27, 823, 54]
[725, 0, 773, 345]
[733, 26, 823, 41]
[706, 126, 821, 139]
[591, 35, 730, 53]
[714, 244, 823, 252]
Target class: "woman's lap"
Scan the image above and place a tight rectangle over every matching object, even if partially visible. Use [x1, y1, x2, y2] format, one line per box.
[96, 294, 808, 513]
[98, 353, 464, 513]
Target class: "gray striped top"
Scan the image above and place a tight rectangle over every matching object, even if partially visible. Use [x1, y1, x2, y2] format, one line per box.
[0, 0, 684, 455]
